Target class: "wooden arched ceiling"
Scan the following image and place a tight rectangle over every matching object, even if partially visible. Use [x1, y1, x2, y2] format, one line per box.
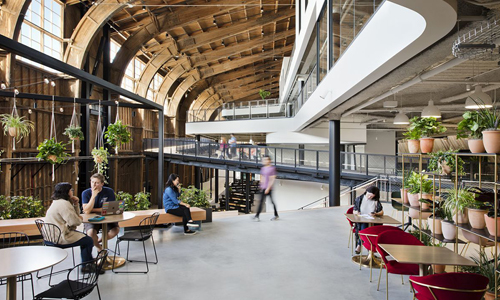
[64, 0, 295, 118]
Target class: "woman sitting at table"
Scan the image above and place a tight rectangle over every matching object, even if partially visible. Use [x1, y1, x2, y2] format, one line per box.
[353, 186, 384, 254]
[44, 182, 97, 273]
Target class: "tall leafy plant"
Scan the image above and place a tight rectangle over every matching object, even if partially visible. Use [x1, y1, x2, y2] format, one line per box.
[457, 111, 486, 139]
[412, 117, 446, 137]
[470, 98, 500, 130]
[443, 186, 476, 215]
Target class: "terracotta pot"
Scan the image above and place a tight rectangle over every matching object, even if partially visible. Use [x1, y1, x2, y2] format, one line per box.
[461, 229, 495, 247]
[484, 291, 496, 300]
[428, 216, 442, 235]
[432, 264, 446, 274]
[70, 137, 80, 141]
[441, 220, 456, 240]
[468, 139, 485, 153]
[483, 130, 500, 154]
[407, 140, 420, 153]
[94, 156, 104, 164]
[407, 193, 420, 207]
[439, 161, 452, 175]
[420, 138, 435, 153]
[420, 201, 431, 210]
[420, 193, 434, 210]
[468, 207, 488, 229]
[8, 127, 17, 137]
[485, 214, 500, 237]
[400, 188, 409, 204]
[409, 207, 432, 219]
[452, 209, 468, 224]
[47, 154, 57, 163]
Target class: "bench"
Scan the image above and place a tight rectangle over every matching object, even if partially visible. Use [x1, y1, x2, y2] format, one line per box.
[0, 207, 206, 236]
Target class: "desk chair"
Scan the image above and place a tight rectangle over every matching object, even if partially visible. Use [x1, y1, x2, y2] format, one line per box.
[0, 232, 34, 300]
[34, 250, 107, 300]
[376, 230, 424, 300]
[409, 272, 488, 300]
[35, 219, 77, 286]
[112, 212, 160, 274]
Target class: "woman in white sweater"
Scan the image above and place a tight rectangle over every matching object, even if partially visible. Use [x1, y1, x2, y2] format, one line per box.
[44, 182, 96, 272]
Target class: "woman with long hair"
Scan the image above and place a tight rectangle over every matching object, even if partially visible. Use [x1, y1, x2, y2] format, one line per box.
[45, 182, 99, 273]
[352, 185, 384, 254]
[162, 174, 199, 235]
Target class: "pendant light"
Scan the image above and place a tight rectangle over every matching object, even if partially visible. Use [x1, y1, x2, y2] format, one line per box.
[465, 85, 493, 109]
[421, 100, 441, 118]
[393, 110, 410, 124]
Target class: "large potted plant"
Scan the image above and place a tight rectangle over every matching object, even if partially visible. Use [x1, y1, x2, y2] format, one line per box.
[427, 150, 464, 176]
[463, 251, 500, 300]
[457, 111, 486, 153]
[427, 200, 444, 235]
[403, 118, 422, 153]
[485, 206, 500, 237]
[471, 98, 500, 153]
[467, 198, 490, 230]
[443, 187, 476, 224]
[179, 185, 212, 222]
[36, 138, 69, 164]
[105, 120, 132, 154]
[0, 114, 34, 143]
[440, 205, 456, 240]
[415, 117, 447, 153]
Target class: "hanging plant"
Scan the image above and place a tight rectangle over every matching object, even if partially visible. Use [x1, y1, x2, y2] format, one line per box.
[259, 89, 271, 100]
[92, 146, 109, 178]
[36, 138, 69, 164]
[63, 125, 84, 141]
[0, 114, 34, 141]
[105, 120, 131, 154]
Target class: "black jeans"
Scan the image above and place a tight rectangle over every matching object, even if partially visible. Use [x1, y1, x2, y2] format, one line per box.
[256, 189, 278, 218]
[167, 206, 192, 232]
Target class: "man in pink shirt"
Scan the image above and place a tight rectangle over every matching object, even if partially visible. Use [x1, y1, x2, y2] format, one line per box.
[253, 155, 279, 221]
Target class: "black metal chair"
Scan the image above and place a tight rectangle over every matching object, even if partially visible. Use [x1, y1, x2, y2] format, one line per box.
[35, 219, 77, 286]
[34, 250, 107, 300]
[112, 212, 160, 274]
[0, 232, 34, 300]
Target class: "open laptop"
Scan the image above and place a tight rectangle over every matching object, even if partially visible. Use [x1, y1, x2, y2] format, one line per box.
[101, 201, 124, 216]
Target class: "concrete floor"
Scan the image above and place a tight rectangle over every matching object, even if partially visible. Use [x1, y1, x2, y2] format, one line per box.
[3, 204, 425, 300]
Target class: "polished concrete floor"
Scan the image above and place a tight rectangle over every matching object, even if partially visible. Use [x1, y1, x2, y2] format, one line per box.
[7, 205, 422, 300]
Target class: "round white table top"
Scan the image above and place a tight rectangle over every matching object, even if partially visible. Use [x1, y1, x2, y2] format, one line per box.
[81, 211, 135, 224]
[0, 246, 68, 278]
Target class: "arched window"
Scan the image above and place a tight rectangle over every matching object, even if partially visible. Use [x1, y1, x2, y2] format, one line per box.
[146, 73, 163, 101]
[19, 0, 63, 70]
[121, 57, 145, 92]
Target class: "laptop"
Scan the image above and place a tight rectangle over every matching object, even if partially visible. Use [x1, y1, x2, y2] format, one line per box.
[101, 201, 124, 216]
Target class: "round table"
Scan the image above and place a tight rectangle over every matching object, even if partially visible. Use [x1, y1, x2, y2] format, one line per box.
[0, 246, 67, 300]
[82, 212, 135, 270]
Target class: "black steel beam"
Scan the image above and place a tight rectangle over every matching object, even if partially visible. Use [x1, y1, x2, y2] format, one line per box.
[225, 169, 230, 211]
[214, 168, 219, 203]
[329, 120, 341, 206]
[0, 34, 162, 110]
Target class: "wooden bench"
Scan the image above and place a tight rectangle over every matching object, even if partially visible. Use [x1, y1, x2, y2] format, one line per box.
[0, 207, 206, 236]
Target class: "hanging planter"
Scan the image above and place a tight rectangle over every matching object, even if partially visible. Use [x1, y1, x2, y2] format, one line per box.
[36, 138, 69, 164]
[0, 114, 34, 149]
[105, 120, 132, 155]
[92, 147, 109, 178]
[63, 125, 84, 141]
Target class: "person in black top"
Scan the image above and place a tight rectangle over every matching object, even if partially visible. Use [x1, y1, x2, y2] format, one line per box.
[353, 186, 384, 254]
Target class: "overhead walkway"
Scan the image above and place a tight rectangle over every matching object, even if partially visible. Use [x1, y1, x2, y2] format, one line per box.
[143, 138, 405, 183]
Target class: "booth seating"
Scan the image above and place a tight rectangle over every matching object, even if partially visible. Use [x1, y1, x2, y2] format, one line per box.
[409, 272, 488, 300]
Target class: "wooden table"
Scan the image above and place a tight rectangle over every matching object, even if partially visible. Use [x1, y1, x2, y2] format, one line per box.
[0, 246, 67, 300]
[378, 244, 477, 276]
[82, 212, 135, 270]
[345, 214, 400, 268]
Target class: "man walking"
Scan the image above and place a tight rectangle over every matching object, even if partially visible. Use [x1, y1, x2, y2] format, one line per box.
[254, 155, 279, 221]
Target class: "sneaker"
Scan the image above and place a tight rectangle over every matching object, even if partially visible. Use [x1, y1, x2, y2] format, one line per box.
[184, 230, 197, 236]
[82, 264, 105, 275]
[252, 216, 260, 222]
[270, 216, 279, 221]
[187, 221, 200, 228]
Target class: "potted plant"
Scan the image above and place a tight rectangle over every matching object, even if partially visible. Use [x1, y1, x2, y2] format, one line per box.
[464, 251, 500, 299]
[440, 206, 456, 240]
[63, 125, 84, 141]
[427, 200, 444, 235]
[443, 187, 475, 224]
[105, 120, 132, 154]
[259, 89, 271, 100]
[471, 98, 500, 153]
[414, 117, 447, 153]
[403, 118, 422, 153]
[431, 242, 447, 274]
[457, 111, 486, 153]
[485, 206, 500, 237]
[401, 170, 411, 204]
[91, 147, 109, 178]
[36, 138, 69, 164]
[0, 114, 34, 141]
[406, 171, 433, 207]
[467, 199, 490, 230]
[179, 185, 212, 222]
[427, 150, 465, 176]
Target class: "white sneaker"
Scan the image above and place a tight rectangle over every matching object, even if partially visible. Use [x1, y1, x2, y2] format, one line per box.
[252, 216, 260, 222]
[187, 222, 200, 228]
[270, 216, 279, 221]
[184, 230, 197, 235]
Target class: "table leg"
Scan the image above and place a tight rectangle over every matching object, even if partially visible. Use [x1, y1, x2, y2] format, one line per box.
[419, 264, 429, 276]
[351, 251, 382, 268]
[102, 223, 108, 250]
[101, 223, 126, 270]
[6, 276, 16, 300]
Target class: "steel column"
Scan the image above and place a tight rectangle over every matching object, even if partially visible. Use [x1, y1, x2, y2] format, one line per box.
[329, 119, 341, 207]
[215, 168, 219, 203]
[225, 169, 230, 210]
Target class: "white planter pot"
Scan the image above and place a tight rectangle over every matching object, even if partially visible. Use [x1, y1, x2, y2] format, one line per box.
[441, 220, 456, 240]
[428, 216, 442, 235]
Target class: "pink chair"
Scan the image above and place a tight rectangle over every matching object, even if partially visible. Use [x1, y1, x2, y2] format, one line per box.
[346, 207, 356, 255]
[376, 230, 424, 300]
[409, 272, 488, 300]
[358, 225, 402, 282]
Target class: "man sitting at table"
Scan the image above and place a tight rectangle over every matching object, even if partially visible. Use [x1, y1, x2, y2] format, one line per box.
[82, 173, 118, 251]
[353, 186, 384, 254]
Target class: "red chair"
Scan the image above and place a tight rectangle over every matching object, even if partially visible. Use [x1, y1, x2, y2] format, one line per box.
[376, 230, 424, 300]
[346, 207, 356, 255]
[409, 272, 488, 300]
[358, 225, 402, 282]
